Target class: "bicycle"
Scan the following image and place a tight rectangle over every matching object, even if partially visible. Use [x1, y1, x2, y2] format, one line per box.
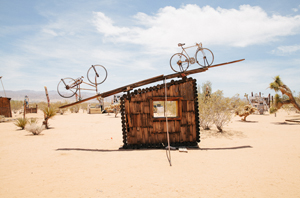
[57, 65, 107, 99]
[170, 42, 214, 73]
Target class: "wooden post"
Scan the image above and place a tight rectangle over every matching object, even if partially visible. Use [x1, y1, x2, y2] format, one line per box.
[23, 100, 26, 119]
[44, 86, 50, 107]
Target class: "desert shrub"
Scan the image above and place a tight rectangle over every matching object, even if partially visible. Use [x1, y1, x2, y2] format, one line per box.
[198, 94, 214, 130]
[198, 82, 241, 132]
[10, 100, 24, 111]
[211, 91, 239, 132]
[42, 106, 57, 129]
[235, 104, 257, 121]
[80, 103, 88, 112]
[25, 123, 44, 135]
[0, 115, 5, 122]
[37, 101, 48, 111]
[28, 117, 38, 124]
[104, 103, 120, 117]
[51, 101, 69, 115]
[14, 117, 28, 130]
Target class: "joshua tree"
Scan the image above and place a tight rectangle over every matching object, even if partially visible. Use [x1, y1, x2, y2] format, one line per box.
[235, 105, 257, 121]
[269, 76, 300, 113]
[42, 106, 56, 129]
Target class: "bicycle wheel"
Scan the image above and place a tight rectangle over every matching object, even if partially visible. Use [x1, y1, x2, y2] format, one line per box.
[170, 53, 189, 73]
[57, 77, 78, 98]
[195, 48, 214, 67]
[87, 65, 108, 85]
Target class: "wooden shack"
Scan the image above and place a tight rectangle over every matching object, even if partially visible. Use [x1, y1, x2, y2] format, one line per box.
[120, 77, 200, 149]
[0, 97, 12, 117]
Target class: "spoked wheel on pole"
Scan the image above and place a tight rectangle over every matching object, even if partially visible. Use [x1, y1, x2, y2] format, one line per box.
[87, 65, 108, 85]
[170, 53, 189, 73]
[195, 48, 214, 67]
[57, 77, 78, 98]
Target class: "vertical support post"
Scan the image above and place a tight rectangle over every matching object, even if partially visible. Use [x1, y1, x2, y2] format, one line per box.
[0, 76, 6, 97]
[23, 100, 26, 119]
[164, 78, 172, 166]
[44, 86, 50, 107]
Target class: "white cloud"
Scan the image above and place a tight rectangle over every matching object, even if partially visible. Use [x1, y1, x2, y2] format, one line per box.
[271, 45, 300, 56]
[292, 8, 298, 12]
[93, 4, 300, 51]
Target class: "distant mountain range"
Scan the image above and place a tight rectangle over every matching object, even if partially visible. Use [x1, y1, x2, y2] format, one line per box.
[1, 90, 101, 102]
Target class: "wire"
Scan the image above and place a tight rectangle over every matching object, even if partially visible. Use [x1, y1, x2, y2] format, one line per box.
[164, 78, 172, 166]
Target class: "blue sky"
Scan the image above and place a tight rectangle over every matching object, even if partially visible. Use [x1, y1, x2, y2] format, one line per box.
[1, 0, 300, 98]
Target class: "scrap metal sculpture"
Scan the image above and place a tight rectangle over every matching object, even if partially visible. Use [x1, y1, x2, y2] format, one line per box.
[59, 59, 244, 109]
[57, 65, 107, 101]
[170, 42, 214, 72]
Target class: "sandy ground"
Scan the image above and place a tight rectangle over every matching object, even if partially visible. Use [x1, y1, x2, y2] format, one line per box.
[1, 109, 300, 198]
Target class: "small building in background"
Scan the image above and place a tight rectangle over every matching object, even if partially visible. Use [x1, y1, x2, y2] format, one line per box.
[0, 97, 12, 117]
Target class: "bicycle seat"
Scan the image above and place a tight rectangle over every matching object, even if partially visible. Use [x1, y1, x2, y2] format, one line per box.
[178, 43, 185, 47]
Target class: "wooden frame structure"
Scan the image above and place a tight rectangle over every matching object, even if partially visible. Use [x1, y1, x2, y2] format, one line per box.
[120, 77, 199, 149]
[25, 105, 38, 114]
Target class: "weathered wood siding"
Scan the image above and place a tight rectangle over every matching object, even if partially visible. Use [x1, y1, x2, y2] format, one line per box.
[120, 78, 200, 148]
[0, 97, 12, 117]
[25, 105, 38, 114]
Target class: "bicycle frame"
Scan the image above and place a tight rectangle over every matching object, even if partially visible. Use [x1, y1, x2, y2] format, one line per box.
[62, 77, 99, 99]
[180, 43, 204, 61]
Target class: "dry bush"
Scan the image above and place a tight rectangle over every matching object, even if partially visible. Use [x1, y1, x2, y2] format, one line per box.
[42, 106, 57, 129]
[51, 101, 69, 115]
[0, 115, 5, 122]
[14, 117, 28, 130]
[37, 101, 48, 111]
[198, 82, 241, 132]
[104, 103, 120, 117]
[25, 123, 44, 135]
[210, 91, 240, 132]
[198, 95, 214, 130]
[235, 105, 257, 121]
[10, 100, 24, 111]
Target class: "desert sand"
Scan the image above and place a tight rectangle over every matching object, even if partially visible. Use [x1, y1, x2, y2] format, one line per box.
[1, 109, 300, 198]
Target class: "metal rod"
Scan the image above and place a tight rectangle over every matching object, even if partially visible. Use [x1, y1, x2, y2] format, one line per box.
[78, 88, 96, 91]
[164, 78, 172, 166]
[0, 76, 7, 97]
[81, 81, 97, 87]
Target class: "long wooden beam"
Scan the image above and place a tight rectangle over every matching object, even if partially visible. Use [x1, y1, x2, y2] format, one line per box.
[59, 59, 244, 109]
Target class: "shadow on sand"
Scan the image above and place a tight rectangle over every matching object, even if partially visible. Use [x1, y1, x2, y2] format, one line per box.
[56, 145, 252, 152]
[271, 121, 300, 125]
[236, 120, 258, 123]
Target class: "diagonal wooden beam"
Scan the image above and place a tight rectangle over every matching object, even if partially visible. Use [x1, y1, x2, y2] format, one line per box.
[59, 59, 245, 109]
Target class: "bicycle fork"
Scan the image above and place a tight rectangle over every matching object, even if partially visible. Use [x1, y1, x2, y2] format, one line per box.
[199, 49, 209, 67]
[176, 55, 186, 72]
[61, 79, 69, 90]
[92, 65, 99, 77]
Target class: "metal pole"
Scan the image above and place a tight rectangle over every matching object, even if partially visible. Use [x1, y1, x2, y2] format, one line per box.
[164, 78, 172, 166]
[0, 76, 6, 97]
